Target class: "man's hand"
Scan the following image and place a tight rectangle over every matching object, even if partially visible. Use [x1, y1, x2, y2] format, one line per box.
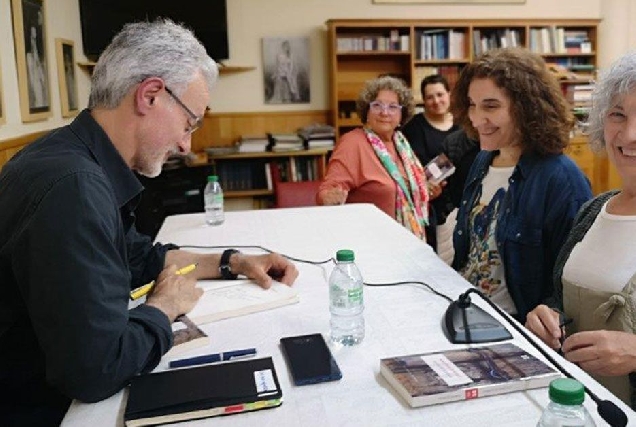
[232, 252, 299, 289]
[562, 330, 636, 377]
[146, 264, 203, 321]
[525, 304, 562, 349]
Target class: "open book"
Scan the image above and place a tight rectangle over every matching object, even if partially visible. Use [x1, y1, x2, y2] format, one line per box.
[380, 343, 560, 407]
[188, 279, 299, 325]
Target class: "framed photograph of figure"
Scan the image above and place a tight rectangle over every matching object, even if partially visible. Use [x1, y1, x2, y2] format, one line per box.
[11, 0, 52, 122]
[55, 38, 79, 117]
[262, 37, 310, 104]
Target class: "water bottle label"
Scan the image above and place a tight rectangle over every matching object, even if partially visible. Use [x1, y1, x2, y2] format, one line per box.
[331, 284, 362, 308]
[331, 285, 347, 308]
[348, 287, 362, 303]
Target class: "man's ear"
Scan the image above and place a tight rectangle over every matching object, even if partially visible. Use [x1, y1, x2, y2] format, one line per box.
[135, 77, 164, 115]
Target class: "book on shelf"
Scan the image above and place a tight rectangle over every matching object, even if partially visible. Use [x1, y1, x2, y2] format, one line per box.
[164, 315, 209, 358]
[238, 134, 269, 153]
[124, 357, 282, 427]
[188, 279, 300, 326]
[306, 139, 334, 150]
[298, 123, 335, 141]
[267, 133, 304, 152]
[424, 153, 455, 185]
[380, 342, 560, 408]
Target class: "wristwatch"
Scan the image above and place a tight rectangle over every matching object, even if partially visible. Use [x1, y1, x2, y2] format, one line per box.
[219, 249, 240, 280]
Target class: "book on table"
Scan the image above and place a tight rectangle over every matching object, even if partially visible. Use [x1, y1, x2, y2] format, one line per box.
[164, 314, 209, 358]
[380, 342, 560, 407]
[124, 357, 282, 427]
[188, 279, 300, 326]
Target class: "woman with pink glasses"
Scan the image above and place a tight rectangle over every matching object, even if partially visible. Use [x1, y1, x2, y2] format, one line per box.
[318, 76, 430, 240]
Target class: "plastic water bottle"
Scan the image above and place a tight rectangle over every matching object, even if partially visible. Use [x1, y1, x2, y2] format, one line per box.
[329, 249, 364, 345]
[537, 378, 596, 426]
[204, 175, 224, 226]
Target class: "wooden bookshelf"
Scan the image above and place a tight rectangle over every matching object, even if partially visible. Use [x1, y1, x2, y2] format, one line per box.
[326, 18, 606, 193]
[208, 148, 331, 201]
[327, 18, 599, 138]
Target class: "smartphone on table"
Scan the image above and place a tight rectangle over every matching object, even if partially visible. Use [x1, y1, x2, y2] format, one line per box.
[280, 333, 342, 386]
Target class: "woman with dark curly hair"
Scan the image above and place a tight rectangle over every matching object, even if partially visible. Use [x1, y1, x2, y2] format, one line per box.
[451, 48, 592, 322]
[317, 75, 429, 239]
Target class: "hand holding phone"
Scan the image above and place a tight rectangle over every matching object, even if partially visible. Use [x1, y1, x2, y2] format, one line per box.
[280, 333, 342, 386]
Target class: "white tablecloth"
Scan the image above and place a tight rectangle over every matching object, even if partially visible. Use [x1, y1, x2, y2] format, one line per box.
[63, 204, 635, 426]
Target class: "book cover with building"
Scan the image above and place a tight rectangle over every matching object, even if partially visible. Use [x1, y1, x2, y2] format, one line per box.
[380, 343, 560, 407]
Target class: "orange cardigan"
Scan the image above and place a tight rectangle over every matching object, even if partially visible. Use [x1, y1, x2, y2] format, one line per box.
[318, 128, 408, 219]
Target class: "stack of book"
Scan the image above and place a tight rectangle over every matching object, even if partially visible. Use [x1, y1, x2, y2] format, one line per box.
[566, 83, 594, 107]
[237, 135, 269, 153]
[298, 124, 335, 149]
[267, 133, 304, 152]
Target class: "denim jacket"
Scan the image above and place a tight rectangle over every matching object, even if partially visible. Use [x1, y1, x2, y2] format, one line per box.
[452, 150, 593, 322]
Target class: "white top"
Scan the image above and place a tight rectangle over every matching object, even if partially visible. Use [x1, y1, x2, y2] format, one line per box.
[563, 201, 636, 293]
[481, 166, 514, 203]
[461, 166, 516, 314]
[61, 204, 631, 427]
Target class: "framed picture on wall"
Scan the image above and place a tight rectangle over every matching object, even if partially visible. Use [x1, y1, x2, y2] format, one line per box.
[262, 37, 311, 104]
[11, 0, 52, 122]
[55, 38, 79, 118]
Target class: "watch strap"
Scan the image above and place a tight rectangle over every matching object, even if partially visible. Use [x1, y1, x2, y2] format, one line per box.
[219, 249, 240, 280]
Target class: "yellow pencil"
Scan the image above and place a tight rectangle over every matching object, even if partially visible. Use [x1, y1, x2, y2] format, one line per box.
[129, 263, 198, 300]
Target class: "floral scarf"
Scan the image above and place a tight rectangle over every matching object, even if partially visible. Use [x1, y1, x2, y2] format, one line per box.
[364, 127, 429, 240]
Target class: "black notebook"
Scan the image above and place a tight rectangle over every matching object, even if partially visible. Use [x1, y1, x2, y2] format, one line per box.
[124, 357, 282, 427]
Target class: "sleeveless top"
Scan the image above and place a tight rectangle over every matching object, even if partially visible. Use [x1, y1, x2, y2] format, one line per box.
[555, 191, 636, 408]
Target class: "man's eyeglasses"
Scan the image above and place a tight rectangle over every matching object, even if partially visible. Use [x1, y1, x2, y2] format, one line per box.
[165, 86, 204, 134]
[369, 101, 402, 116]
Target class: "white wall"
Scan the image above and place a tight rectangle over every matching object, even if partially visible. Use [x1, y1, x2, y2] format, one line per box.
[0, 0, 90, 140]
[1, 0, 634, 142]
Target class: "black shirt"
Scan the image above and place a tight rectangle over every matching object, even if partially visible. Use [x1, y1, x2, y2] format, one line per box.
[0, 110, 175, 426]
[401, 113, 460, 166]
[402, 113, 460, 250]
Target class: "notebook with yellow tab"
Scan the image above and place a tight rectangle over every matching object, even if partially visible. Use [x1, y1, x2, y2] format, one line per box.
[124, 357, 282, 426]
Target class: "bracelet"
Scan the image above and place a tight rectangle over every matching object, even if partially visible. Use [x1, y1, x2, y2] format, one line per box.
[219, 249, 240, 280]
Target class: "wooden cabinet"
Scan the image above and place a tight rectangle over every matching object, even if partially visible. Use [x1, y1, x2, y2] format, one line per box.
[566, 135, 606, 195]
[326, 18, 606, 193]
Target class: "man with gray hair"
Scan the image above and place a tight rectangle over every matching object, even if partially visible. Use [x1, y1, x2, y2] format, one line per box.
[0, 19, 298, 426]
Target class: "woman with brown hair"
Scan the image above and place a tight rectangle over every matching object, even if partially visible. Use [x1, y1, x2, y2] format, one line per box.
[451, 48, 592, 323]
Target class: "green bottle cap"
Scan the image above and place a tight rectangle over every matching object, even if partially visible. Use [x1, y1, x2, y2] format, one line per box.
[548, 378, 585, 406]
[336, 249, 355, 262]
[207, 175, 218, 182]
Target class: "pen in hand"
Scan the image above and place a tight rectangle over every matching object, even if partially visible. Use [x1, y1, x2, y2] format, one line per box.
[557, 314, 573, 355]
[130, 263, 198, 300]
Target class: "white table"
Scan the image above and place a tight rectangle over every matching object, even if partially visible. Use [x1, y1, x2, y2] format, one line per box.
[62, 204, 634, 426]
